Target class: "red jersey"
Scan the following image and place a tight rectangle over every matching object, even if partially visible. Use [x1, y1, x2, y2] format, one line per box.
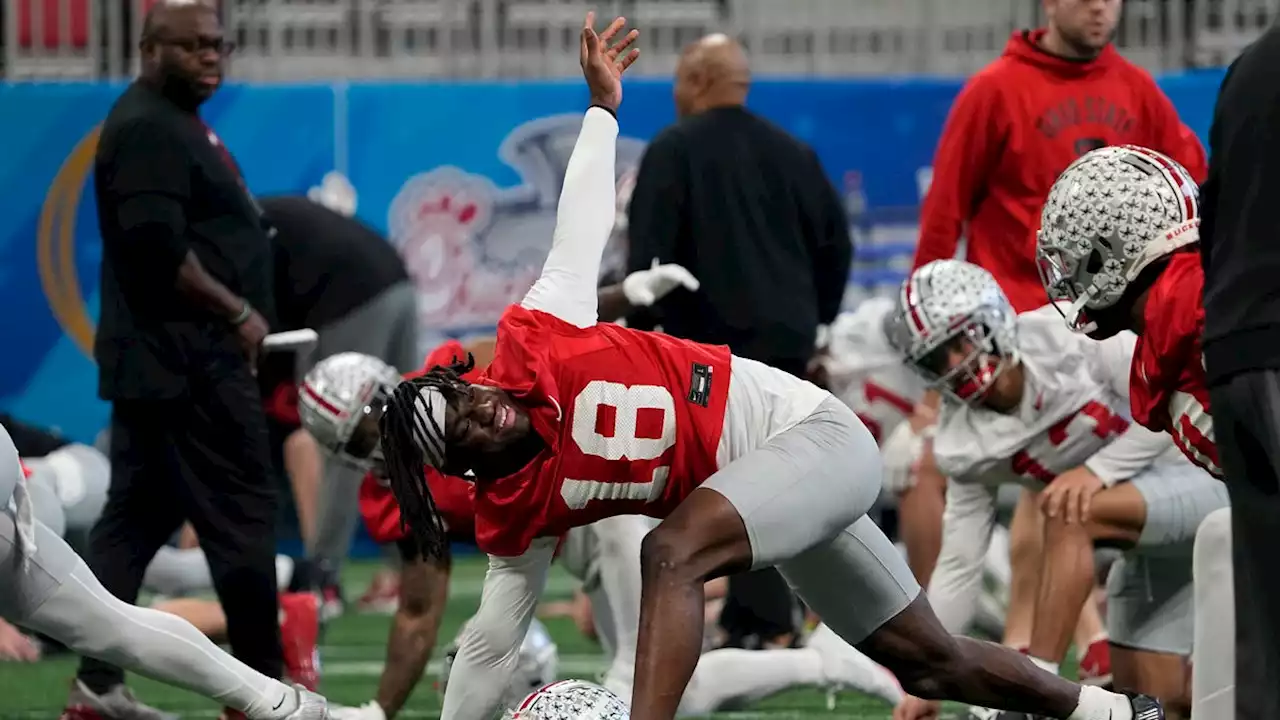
[472, 305, 732, 556]
[914, 29, 1207, 312]
[358, 339, 483, 544]
[360, 471, 475, 544]
[1130, 252, 1220, 476]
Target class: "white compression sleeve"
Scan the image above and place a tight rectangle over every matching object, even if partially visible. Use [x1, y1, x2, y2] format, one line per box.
[8, 520, 299, 720]
[520, 106, 619, 328]
[441, 538, 557, 720]
[927, 479, 997, 634]
[1192, 507, 1234, 718]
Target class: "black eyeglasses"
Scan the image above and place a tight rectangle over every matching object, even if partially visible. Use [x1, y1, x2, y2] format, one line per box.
[152, 35, 236, 55]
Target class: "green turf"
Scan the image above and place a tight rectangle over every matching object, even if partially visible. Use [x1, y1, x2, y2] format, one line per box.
[0, 557, 969, 719]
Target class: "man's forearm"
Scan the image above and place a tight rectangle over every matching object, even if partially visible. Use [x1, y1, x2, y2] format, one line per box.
[376, 553, 450, 718]
[597, 284, 633, 323]
[376, 600, 446, 715]
[174, 250, 247, 321]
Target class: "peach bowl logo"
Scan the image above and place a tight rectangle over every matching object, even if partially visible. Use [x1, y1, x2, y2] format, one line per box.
[388, 114, 647, 344]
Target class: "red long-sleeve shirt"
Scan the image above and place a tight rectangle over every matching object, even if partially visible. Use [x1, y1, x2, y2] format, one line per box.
[913, 29, 1207, 312]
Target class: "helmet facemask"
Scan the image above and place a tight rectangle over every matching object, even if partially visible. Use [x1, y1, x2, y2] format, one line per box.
[912, 320, 1014, 405]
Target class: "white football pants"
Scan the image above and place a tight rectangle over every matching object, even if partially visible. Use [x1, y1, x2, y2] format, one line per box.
[0, 426, 303, 720]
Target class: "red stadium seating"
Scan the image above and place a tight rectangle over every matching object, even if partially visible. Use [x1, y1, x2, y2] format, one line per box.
[17, 0, 90, 49]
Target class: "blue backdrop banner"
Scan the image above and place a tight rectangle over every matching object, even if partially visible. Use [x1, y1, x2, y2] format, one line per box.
[0, 70, 1226, 444]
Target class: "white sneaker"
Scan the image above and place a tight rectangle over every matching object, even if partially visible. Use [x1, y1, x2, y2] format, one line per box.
[805, 623, 903, 707]
[283, 686, 332, 720]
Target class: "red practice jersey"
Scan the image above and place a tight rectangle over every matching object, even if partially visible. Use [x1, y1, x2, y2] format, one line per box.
[473, 305, 732, 556]
[914, 29, 1207, 312]
[1130, 252, 1220, 476]
[358, 340, 481, 544]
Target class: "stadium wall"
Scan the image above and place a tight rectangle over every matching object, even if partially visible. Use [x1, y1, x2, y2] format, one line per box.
[0, 70, 1226, 450]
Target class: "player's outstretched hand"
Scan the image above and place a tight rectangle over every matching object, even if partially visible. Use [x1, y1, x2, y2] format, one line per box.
[580, 12, 639, 111]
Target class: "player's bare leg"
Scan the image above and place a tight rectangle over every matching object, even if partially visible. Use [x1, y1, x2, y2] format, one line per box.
[633, 489, 1124, 720]
[1028, 486, 1140, 669]
[1031, 467, 1225, 716]
[633, 488, 752, 720]
[1003, 488, 1044, 649]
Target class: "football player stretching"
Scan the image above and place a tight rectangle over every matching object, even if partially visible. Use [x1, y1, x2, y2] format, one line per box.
[344, 14, 1166, 720]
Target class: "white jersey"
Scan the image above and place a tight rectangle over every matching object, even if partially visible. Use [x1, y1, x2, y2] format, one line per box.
[928, 305, 1179, 635]
[933, 305, 1177, 490]
[825, 298, 926, 444]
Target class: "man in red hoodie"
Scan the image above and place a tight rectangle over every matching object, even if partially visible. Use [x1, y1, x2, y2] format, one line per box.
[913, 0, 1206, 313]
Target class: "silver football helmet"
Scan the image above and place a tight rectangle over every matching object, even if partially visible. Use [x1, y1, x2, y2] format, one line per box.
[503, 679, 629, 720]
[1036, 144, 1200, 334]
[298, 352, 401, 469]
[441, 617, 560, 711]
[885, 259, 1019, 404]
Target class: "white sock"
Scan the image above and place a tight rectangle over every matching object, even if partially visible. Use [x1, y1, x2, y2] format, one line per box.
[680, 647, 825, 715]
[10, 522, 299, 719]
[1029, 655, 1060, 676]
[1068, 685, 1132, 720]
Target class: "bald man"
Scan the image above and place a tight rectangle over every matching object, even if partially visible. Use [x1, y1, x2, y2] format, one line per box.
[625, 33, 852, 653]
[79, 1, 287, 716]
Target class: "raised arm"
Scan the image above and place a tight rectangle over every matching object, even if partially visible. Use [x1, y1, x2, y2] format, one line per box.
[439, 538, 557, 720]
[520, 14, 639, 328]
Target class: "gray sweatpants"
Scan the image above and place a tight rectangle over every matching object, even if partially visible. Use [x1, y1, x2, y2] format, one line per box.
[705, 396, 921, 644]
[308, 281, 419, 569]
[0, 426, 297, 718]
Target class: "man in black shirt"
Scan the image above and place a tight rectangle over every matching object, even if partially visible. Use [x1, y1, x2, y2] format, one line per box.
[70, 2, 286, 715]
[258, 194, 417, 609]
[625, 33, 852, 652]
[1199, 23, 1280, 720]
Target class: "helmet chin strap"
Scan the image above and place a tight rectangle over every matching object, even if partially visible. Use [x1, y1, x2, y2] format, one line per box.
[1064, 292, 1098, 334]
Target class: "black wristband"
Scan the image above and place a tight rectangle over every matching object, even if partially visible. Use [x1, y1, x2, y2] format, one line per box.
[589, 103, 617, 119]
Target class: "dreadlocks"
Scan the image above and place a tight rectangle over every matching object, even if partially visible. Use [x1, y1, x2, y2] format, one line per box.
[378, 354, 475, 562]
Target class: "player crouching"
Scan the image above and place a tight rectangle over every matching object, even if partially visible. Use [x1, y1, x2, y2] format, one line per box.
[885, 259, 1226, 716]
